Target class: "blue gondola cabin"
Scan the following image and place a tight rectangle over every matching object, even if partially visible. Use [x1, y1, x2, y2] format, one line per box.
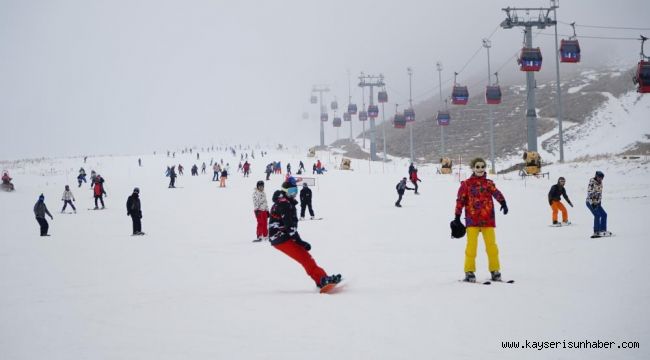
[368, 105, 379, 118]
[519, 47, 543, 71]
[347, 103, 358, 115]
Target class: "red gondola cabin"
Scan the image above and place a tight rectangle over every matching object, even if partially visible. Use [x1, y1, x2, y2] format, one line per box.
[368, 105, 379, 118]
[404, 108, 415, 122]
[393, 114, 406, 128]
[560, 39, 581, 63]
[358, 111, 368, 121]
[635, 61, 650, 93]
[519, 47, 543, 71]
[451, 86, 469, 105]
[347, 103, 358, 115]
[437, 111, 450, 126]
[485, 85, 502, 105]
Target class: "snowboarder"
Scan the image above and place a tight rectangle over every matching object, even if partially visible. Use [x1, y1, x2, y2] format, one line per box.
[548, 177, 573, 226]
[168, 166, 177, 188]
[77, 168, 87, 187]
[265, 163, 273, 180]
[268, 179, 341, 289]
[93, 175, 107, 209]
[61, 185, 76, 213]
[395, 177, 414, 207]
[453, 158, 508, 282]
[212, 163, 220, 181]
[409, 167, 422, 194]
[299, 183, 315, 219]
[126, 187, 144, 235]
[586, 171, 610, 237]
[252, 180, 269, 242]
[219, 167, 228, 187]
[34, 194, 53, 236]
[1, 171, 14, 191]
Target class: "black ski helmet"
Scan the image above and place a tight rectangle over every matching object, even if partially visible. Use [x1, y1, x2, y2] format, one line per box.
[450, 219, 466, 238]
[256, 180, 264, 188]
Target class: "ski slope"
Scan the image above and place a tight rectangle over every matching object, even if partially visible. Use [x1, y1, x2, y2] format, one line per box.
[1, 145, 649, 360]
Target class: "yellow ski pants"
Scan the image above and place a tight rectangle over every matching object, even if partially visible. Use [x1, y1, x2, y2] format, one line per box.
[464, 227, 500, 273]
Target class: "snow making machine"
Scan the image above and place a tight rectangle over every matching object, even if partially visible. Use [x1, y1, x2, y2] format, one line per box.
[520, 151, 548, 178]
[440, 157, 453, 174]
[307, 147, 316, 158]
[340, 158, 352, 170]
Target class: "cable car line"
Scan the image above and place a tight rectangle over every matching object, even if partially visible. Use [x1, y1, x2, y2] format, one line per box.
[558, 20, 650, 31]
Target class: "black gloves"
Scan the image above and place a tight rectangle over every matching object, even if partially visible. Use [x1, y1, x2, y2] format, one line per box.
[499, 201, 508, 215]
[295, 239, 311, 251]
[454, 214, 461, 223]
[568, 201, 574, 208]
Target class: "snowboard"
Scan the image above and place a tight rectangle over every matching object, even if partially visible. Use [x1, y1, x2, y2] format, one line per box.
[590, 232, 614, 238]
[319, 280, 345, 294]
[87, 208, 107, 210]
[459, 279, 492, 285]
[549, 222, 572, 227]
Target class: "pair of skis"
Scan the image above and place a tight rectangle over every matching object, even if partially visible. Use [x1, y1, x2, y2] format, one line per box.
[460, 279, 515, 285]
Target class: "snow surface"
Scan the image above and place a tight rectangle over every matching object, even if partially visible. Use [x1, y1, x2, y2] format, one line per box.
[1, 144, 649, 359]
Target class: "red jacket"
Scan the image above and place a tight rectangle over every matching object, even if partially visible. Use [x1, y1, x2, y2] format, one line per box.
[93, 181, 105, 196]
[455, 174, 505, 227]
[409, 171, 420, 182]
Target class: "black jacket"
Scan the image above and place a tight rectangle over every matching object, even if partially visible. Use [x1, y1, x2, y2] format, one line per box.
[126, 193, 142, 217]
[396, 180, 413, 194]
[548, 184, 572, 205]
[300, 187, 312, 204]
[269, 190, 300, 245]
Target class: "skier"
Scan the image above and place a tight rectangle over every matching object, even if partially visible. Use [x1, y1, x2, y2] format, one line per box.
[548, 177, 573, 226]
[395, 177, 414, 207]
[61, 185, 76, 213]
[1, 171, 14, 191]
[453, 158, 508, 282]
[409, 167, 422, 194]
[168, 166, 177, 188]
[77, 168, 87, 187]
[178, 164, 184, 176]
[298, 161, 305, 174]
[202, 162, 206, 174]
[252, 180, 269, 242]
[219, 167, 228, 187]
[299, 183, 315, 220]
[243, 161, 251, 177]
[126, 187, 144, 235]
[269, 179, 341, 289]
[586, 171, 610, 237]
[191, 164, 198, 176]
[34, 194, 53, 236]
[93, 175, 107, 209]
[138, 158, 142, 167]
[286, 163, 292, 175]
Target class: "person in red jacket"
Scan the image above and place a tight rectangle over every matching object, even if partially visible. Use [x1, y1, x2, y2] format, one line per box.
[409, 168, 422, 194]
[453, 157, 508, 282]
[93, 175, 107, 209]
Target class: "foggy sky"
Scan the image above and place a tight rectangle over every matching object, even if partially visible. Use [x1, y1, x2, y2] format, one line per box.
[1, 0, 648, 160]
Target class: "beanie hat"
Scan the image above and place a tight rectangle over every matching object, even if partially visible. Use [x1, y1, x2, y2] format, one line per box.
[595, 171, 604, 178]
[38, 194, 44, 201]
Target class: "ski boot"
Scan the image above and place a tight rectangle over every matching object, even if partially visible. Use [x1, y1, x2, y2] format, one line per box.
[551, 221, 561, 227]
[598, 230, 612, 237]
[464, 272, 476, 283]
[491, 271, 502, 281]
[318, 274, 342, 288]
[562, 221, 571, 226]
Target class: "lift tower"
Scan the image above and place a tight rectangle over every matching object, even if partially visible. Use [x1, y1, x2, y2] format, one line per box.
[311, 85, 330, 147]
[501, 6, 555, 152]
[358, 73, 385, 161]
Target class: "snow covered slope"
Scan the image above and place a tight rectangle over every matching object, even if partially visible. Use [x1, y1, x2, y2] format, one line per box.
[1, 147, 649, 359]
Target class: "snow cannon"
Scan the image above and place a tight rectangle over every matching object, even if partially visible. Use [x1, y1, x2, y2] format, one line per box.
[307, 148, 316, 158]
[522, 151, 542, 175]
[340, 158, 352, 170]
[440, 157, 453, 175]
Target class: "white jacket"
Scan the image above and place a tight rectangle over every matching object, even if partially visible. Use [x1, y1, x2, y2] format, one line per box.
[62, 190, 75, 201]
[252, 189, 268, 211]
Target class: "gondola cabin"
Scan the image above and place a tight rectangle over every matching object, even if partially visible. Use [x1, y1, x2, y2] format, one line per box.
[343, 112, 351, 121]
[404, 108, 415, 122]
[347, 103, 358, 115]
[358, 111, 368, 121]
[436, 110, 450, 126]
[310, 95, 317, 104]
[368, 105, 379, 118]
[378, 90, 388, 103]
[451, 86, 469, 105]
[635, 61, 650, 93]
[333, 117, 342, 127]
[331, 101, 338, 110]
[560, 39, 581, 63]
[518, 47, 543, 71]
[485, 85, 502, 105]
[393, 114, 406, 129]
[320, 113, 328, 122]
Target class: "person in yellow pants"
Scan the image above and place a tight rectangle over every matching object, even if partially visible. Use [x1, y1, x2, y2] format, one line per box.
[453, 158, 508, 282]
[548, 177, 573, 226]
